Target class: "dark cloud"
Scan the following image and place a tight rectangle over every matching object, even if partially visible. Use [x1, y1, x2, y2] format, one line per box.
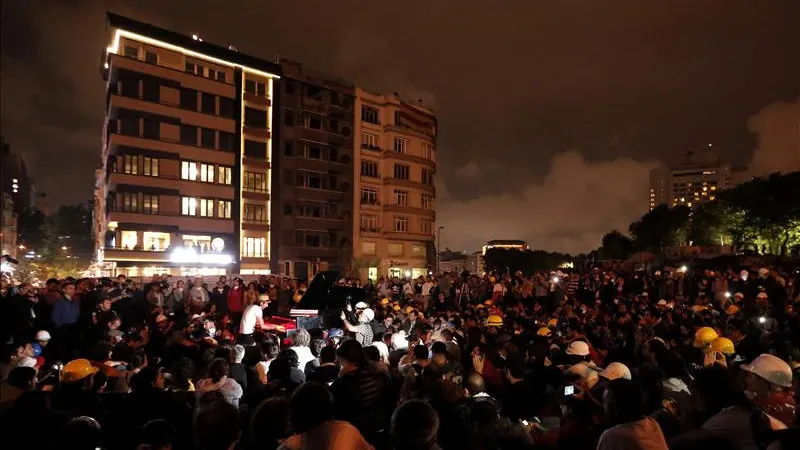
[2, 0, 798, 253]
[748, 98, 800, 176]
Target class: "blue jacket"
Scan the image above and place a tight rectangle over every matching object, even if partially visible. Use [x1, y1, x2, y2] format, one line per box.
[52, 297, 80, 326]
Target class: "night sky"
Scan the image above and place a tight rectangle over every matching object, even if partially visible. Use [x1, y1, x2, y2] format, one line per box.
[2, 0, 799, 254]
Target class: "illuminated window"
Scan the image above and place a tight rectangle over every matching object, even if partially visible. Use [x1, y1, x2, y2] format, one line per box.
[143, 157, 159, 177]
[123, 155, 139, 175]
[361, 241, 377, 255]
[200, 164, 214, 183]
[242, 237, 266, 258]
[143, 232, 170, 251]
[181, 197, 197, 216]
[388, 243, 404, 256]
[142, 194, 158, 214]
[394, 216, 409, 232]
[411, 244, 425, 256]
[181, 162, 198, 181]
[244, 171, 267, 192]
[120, 230, 138, 249]
[121, 193, 138, 212]
[217, 200, 232, 219]
[217, 166, 231, 185]
[199, 199, 215, 217]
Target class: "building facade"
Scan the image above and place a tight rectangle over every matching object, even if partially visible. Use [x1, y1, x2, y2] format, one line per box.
[272, 60, 355, 280]
[649, 163, 749, 210]
[353, 89, 437, 281]
[95, 13, 280, 277]
[1, 193, 18, 260]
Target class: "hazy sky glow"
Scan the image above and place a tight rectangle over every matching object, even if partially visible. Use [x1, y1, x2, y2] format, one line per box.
[2, 0, 798, 253]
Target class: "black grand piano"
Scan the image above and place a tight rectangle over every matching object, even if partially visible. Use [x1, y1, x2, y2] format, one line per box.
[289, 271, 366, 330]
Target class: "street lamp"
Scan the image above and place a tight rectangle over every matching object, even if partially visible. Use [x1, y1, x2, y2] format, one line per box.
[436, 226, 445, 275]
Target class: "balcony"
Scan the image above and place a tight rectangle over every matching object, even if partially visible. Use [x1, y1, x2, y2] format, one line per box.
[360, 144, 382, 152]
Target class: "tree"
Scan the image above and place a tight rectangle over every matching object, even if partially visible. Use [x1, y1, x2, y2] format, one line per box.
[599, 230, 633, 260]
[629, 205, 691, 251]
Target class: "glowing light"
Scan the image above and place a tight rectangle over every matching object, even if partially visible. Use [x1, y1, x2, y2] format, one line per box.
[725, 292, 731, 298]
[61, 246, 68, 251]
[552, 277, 559, 283]
[679, 265, 688, 273]
[0, 262, 13, 273]
[192, 34, 199, 40]
[104, 62, 109, 69]
[758, 316, 766, 324]
[106, 28, 280, 79]
[169, 247, 232, 264]
[404, 270, 412, 278]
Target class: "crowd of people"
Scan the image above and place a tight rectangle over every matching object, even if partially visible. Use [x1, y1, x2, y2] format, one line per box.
[0, 265, 798, 450]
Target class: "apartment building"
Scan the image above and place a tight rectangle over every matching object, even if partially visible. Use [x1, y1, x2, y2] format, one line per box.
[353, 89, 437, 281]
[95, 13, 280, 277]
[272, 60, 355, 280]
[649, 163, 749, 210]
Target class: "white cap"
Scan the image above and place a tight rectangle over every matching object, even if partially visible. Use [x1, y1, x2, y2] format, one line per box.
[258, 294, 270, 302]
[599, 362, 632, 381]
[363, 308, 375, 322]
[355, 301, 369, 310]
[35, 330, 51, 341]
[566, 341, 590, 356]
[741, 354, 792, 388]
[191, 314, 202, 321]
[657, 300, 667, 306]
[740, 270, 749, 278]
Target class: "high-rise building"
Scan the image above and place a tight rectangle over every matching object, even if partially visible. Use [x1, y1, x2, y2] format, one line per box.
[649, 163, 749, 210]
[353, 89, 437, 281]
[95, 13, 280, 277]
[272, 60, 355, 279]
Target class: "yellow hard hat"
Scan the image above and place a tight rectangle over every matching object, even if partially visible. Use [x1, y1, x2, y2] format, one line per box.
[547, 318, 559, 328]
[707, 337, 735, 356]
[725, 304, 740, 315]
[537, 327, 552, 337]
[380, 297, 390, 305]
[693, 327, 718, 348]
[393, 304, 401, 311]
[475, 304, 485, 309]
[692, 305, 709, 314]
[489, 276, 497, 283]
[404, 306, 414, 314]
[485, 314, 503, 327]
[484, 299, 494, 306]
[61, 359, 99, 383]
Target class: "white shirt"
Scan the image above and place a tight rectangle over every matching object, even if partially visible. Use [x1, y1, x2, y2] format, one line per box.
[290, 346, 316, 371]
[240, 304, 263, 334]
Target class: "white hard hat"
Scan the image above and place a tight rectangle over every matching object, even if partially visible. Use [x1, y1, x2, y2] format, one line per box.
[355, 301, 369, 310]
[258, 294, 270, 302]
[361, 308, 375, 322]
[599, 362, 632, 381]
[741, 354, 793, 388]
[565, 363, 599, 388]
[35, 330, 51, 341]
[566, 341, 590, 356]
[657, 299, 667, 307]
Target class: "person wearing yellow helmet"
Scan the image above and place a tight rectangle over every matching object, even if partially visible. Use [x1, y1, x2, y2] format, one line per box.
[547, 318, 559, 328]
[724, 304, 740, 316]
[706, 337, 735, 356]
[537, 327, 552, 337]
[485, 315, 503, 328]
[693, 327, 718, 348]
[61, 358, 99, 384]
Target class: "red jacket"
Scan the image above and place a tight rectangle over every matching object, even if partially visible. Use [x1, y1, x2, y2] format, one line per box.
[227, 286, 244, 313]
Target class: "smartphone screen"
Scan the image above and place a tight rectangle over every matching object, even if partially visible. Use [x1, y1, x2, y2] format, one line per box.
[564, 385, 575, 396]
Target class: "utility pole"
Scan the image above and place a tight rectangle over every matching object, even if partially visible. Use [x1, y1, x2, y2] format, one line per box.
[436, 225, 444, 275]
